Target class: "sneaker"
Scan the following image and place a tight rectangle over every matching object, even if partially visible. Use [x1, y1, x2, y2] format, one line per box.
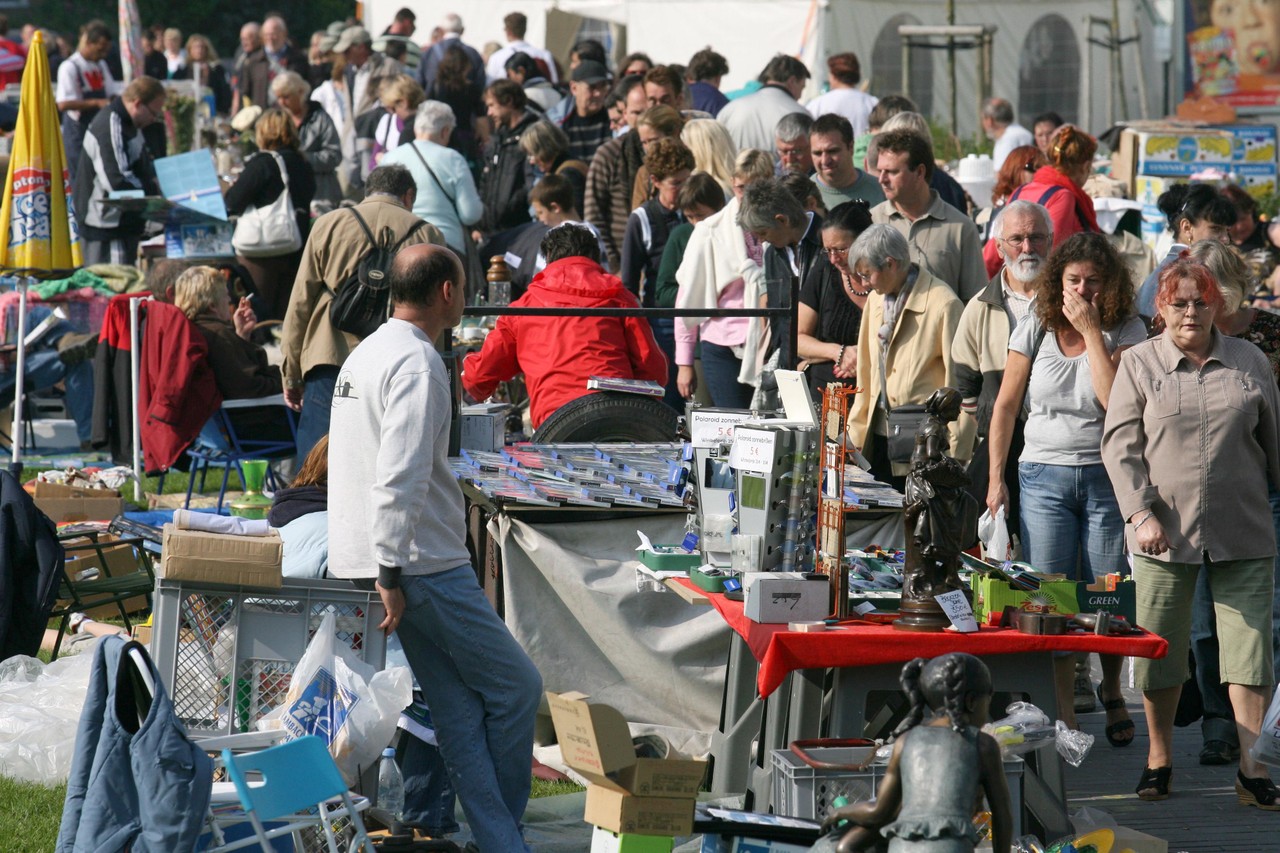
[1200, 739, 1241, 766]
[56, 332, 98, 367]
[68, 611, 90, 634]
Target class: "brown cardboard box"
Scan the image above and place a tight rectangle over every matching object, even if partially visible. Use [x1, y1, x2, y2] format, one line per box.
[547, 692, 705, 796]
[61, 533, 152, 617]
[33, 482, 125, 523]
[160, 524, 283, 589]
[547, 691, 705, 835]
[584, 786, 694, 836]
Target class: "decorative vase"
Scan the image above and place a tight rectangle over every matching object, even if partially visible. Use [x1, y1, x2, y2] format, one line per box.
[230, 459, 272, 520]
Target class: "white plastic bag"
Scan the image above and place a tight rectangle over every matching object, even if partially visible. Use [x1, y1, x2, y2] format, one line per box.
[257, 611, 413, 784]
[0, 649, 96, 784]
[1250, 683, 1280, 766]
[978, 506, 1011, 563]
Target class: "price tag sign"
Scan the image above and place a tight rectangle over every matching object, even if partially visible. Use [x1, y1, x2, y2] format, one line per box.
[728, 427, 777, 474]
[689, 410, 756, 449]
[934, 590, 979, 633]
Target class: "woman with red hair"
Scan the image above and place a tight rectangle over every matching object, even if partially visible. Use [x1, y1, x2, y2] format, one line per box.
[1103, 255, 1280, 807]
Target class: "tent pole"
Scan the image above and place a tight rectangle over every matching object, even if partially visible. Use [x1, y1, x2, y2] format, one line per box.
[1082, 18, 1092, 133]
[9, 277, 28, 472]
[947, 0, 957, 138]
[129, 296, 142, 503]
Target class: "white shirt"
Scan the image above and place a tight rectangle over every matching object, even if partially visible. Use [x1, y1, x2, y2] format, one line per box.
[806, 87, 879, 138]
[56, 53, 116, 122]
[992, 123, 1035, 171]
[485, 38, 559, 84]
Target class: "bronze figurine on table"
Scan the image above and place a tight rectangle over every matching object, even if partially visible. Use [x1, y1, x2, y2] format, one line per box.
[895, 388, 978, 632]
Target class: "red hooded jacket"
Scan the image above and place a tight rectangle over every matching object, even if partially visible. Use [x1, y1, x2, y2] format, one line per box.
[463, 256, 669, 427]
[982, 165, 1101, 277]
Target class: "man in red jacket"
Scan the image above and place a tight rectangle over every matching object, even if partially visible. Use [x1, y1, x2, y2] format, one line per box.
[463, 223, 668, 427]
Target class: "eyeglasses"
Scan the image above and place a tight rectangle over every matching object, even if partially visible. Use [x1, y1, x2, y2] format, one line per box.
[1022, 161, 1038, 173]
[825, 247, 850, 260]
[852, 270, 872, 283]
[1168, 299, 1211, 314]
[1001, 233, 1050, 248]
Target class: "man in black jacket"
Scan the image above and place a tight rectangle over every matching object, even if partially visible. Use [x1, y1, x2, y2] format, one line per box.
[73, 76, 165, 266]
[477, 80, 537, 237]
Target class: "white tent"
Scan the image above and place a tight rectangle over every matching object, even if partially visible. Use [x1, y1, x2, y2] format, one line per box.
[364, 0, 1171, 137]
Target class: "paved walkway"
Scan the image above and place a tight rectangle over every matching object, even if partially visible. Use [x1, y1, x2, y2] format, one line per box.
[1065, 672, 1280, 852]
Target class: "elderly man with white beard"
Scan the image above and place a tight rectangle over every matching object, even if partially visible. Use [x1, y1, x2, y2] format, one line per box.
[951, 199, 1053, 537]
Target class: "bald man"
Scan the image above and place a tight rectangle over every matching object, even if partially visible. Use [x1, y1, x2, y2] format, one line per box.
[327, 243, 542, 853]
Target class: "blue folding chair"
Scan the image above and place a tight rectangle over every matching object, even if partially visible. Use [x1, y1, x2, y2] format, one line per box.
[219, 735, 376, 853]
[183, 395, 298, 512]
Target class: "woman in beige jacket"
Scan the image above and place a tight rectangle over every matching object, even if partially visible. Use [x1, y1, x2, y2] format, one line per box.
[846, 223, 962, 490]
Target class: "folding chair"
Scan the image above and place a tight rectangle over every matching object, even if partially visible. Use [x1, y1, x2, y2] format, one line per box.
[180, 394, 298, 512]
[47, 531, 156, 659]
[218, 735, 376, 853]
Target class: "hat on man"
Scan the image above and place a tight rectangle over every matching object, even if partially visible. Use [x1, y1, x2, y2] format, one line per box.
[326, 21, 347, 38]
[334, 25, 372, 54]
[571, 60, 611, 85]
[318, 35, 339, 54]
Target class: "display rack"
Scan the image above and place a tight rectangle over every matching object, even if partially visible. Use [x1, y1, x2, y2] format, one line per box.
[817, 383, 859, 616]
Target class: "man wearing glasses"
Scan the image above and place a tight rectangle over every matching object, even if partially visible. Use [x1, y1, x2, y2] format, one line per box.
[73, 76, 165, 266]
[951, 200, 1053, 528]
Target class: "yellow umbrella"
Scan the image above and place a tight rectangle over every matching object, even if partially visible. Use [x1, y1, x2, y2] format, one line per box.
[0, 29, 81, 274]
[0, 30, 82, 467]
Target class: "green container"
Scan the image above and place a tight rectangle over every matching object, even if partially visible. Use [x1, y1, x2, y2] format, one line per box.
[690, 566, 731, 593]
[637, 546, 703, 573]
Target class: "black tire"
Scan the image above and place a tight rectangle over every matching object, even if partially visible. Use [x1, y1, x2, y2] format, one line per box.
[532, 392, 678, 443]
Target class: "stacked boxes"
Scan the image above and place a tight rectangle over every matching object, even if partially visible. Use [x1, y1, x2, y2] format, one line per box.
[548, 692, 705, 839]
[1113, 122, 1279, 249]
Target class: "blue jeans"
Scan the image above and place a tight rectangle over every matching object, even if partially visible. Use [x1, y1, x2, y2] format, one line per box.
[295, 365, 339, 462]
[648, 318, 683, 413]
[1190, 489, 1280, 745]
[1018, 461, 1126, 583]
[700, 342, 753, 409]
[0, 307, 94, 442]
[395, 567, 542, 852]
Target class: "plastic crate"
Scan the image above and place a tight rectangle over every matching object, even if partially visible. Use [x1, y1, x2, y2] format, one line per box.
[770, 740, 1023, 829]
[150, 576, 388, 737]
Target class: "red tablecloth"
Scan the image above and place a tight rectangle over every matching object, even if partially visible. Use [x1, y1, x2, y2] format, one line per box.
[678, 578, 1169, 697]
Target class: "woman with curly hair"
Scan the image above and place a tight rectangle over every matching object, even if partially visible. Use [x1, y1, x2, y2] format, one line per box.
[986, 232, 1147, 738]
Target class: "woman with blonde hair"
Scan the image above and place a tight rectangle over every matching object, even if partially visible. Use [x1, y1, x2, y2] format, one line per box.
[373, 74, 424, 165]
[631, 105, 687, 209]
[680, 118, 737, 197]
[520, 120, 588, 214]
[174, 266, 282, 401]
[224, 108, 316, 320]
[172, 34, 230, 114]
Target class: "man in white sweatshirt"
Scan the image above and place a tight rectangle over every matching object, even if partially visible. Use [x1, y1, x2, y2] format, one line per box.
[327, 243, 542, 852]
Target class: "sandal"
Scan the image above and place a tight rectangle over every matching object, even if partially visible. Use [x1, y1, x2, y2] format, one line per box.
[1097, 684, 1135, 747]
[1136, 766, 1172, 800]
[1237, 772, 1280, 810]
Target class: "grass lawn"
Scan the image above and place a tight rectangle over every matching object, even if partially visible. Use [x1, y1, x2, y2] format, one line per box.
[0, 774, 582, 851]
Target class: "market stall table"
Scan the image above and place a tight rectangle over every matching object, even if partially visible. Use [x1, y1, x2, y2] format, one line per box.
[687, 578, 1167, 837]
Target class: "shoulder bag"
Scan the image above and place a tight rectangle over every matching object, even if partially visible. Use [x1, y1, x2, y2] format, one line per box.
[408, 142, 486, 300]
[232, 151, 303, 258]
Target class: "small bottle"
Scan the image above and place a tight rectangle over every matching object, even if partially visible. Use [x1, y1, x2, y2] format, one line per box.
[377, 747, 405, 824]
[487, 255, 511, 306]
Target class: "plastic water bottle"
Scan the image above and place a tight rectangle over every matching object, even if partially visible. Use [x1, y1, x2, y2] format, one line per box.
[377, 747, 405, 823]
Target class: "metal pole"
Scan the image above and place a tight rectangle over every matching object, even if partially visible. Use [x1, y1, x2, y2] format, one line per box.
[1133, 17, 1150, 120]
[1113, 0, 1129, 121]
[1082, 19, 1092, 132]
[10, 278, 27, 470]
[947, 0, 958, 138]
[129, 296, 143, 503]
[901, 36, 910, 96]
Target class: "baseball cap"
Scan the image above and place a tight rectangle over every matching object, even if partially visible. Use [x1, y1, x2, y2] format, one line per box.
[571, 60, 611, 85]
[334, 25, 372, 54]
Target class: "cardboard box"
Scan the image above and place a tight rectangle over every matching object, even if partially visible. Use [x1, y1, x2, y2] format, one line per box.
[547, 692, 705, 797]
[61, 533, 152, 617]
[585, 786, 694, 836]
[33, 481, 125, 523]
[742, 573, 829, 624]
[1212, 122, 1279, 166]
[1076, 579, 1137, 622]
[970, 574, 1079, 622]
[160, 524, 283, 589]
[1111, 125, 1234, 189]
[590, 826, 674, 853]
[460, 404, 508, 452]
[547, 691, 706, 835]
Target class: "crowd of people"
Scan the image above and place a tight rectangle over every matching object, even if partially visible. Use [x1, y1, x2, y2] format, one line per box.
[11, 6, 1280, 845]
